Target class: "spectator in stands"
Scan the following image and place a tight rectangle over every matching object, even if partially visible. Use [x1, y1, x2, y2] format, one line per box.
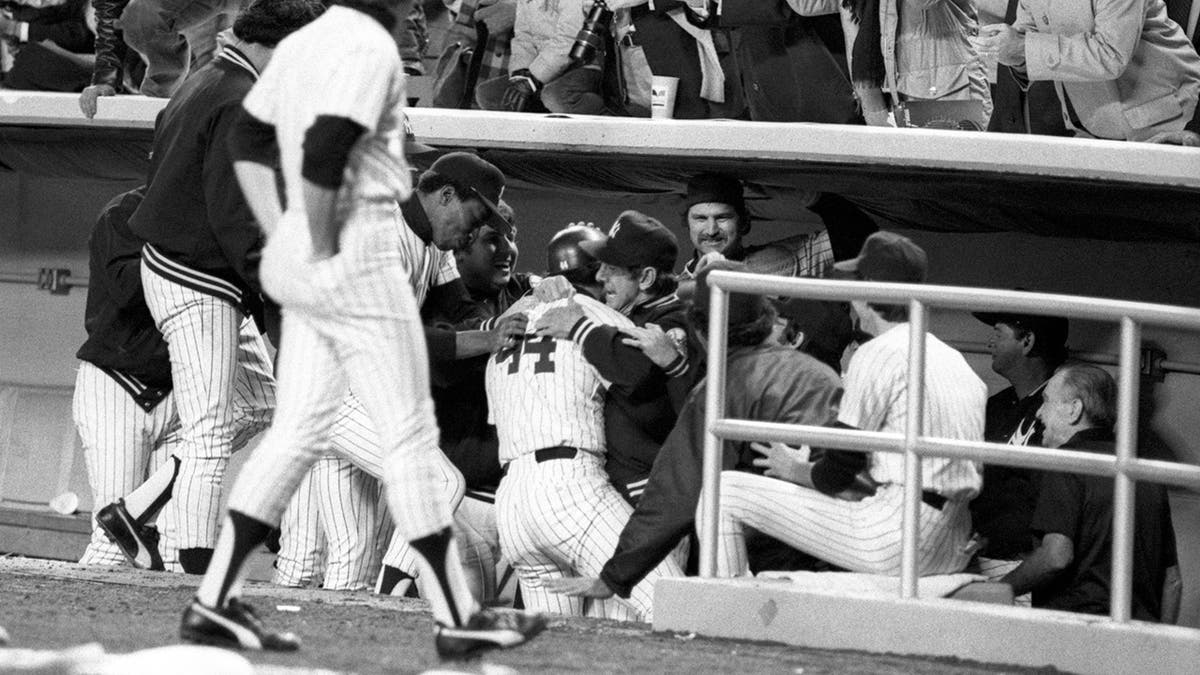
[979, 0, 1068, 135]
[831, 0, 992, 127]
[968, 311, 1068, 594]
[79, 0, 145, 118]
[431, 0, 516, 108]
[118, 0, 242, 97]
[475, 0, 605, 114]
[979, 0, 1200, 141]
[1001, 364, 1180, 622]
[543, 259, 843, 603]
[0, 0, 94, 91]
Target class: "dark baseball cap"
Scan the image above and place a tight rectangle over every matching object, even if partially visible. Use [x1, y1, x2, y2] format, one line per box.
[579, 210, 678, 271]
[974, 311, 1069, 352]
[833, 231, 927, 283]
[685, 172, 745, 213]
[428, 152, 511, 235]
[692, 259, 769, 328]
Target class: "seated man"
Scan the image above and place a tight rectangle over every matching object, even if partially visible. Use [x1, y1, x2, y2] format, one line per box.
[0, 0, 93, 91]
[1001, 364, 1180, 622]
[475, 0, 604, 114]
[715, 232, 986, 577]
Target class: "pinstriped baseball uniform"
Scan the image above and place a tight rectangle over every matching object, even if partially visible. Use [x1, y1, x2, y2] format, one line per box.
[74, 361, 181, 569]
[717, 323, 986, 577]
[226, 4, 456, 565]
[277, 205, 464, 587]
[488, 294, 684, 622]
[275, 455, 392, 590]
[140, 259, 277, 550]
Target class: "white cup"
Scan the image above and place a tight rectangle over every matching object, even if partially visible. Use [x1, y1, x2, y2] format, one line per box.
[650, 75, 680, 120]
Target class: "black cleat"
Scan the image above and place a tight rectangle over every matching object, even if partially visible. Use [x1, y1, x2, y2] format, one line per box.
[435, 608, 547, 660]
[180, 598, 300, 651]
[95, 499, 164, 571]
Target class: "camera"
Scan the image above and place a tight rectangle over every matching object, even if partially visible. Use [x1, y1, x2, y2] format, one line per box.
[569, 0, 613, 65]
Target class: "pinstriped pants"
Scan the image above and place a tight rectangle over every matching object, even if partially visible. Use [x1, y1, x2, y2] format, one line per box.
[715, 472, 973, 578]
[275, 454, 393, 590]
[73, 362, 181, 568]
[141, 268, 275, 549]
[496, 453, 685, 622]
[232, 210, 454, 543]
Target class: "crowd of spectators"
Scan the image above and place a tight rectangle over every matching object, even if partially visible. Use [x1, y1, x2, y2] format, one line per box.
[2, 0, 1198, 143]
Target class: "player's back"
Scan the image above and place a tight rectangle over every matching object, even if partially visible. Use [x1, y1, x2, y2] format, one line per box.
[244, 5, 410, 217]
[486, 294, 633, 463]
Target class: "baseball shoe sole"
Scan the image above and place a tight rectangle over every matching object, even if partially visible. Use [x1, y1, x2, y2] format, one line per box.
[95, 499, 164, 571]
[435, 608, 547, 660]
[180, 598, 300, 652]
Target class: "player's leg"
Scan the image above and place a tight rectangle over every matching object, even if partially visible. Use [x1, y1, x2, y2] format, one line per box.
[273, 465, 327, 588]
[141, 263, 245, 572]
[315, 455, 387, 591]
[75, 362, 170, 567]
[229, 316, 276, 452]
[182, 312, 344, 650]
[453, 494, 501, 604]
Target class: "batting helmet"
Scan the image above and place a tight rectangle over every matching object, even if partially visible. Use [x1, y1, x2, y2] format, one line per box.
[546, 225, 604, 275]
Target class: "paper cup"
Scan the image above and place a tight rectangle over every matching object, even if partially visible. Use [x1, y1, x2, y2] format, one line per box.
[650, 76, 680, 120]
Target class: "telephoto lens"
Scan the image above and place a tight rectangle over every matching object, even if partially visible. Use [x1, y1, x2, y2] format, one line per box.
[569, 0, 614, 64]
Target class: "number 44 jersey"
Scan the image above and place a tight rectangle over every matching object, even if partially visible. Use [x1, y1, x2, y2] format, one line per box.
[486, 293, 635, 463]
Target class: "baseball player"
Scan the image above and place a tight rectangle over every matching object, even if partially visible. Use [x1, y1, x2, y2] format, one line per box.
[120, 0, 324, 573]
[714, 233, 985, 578]
[488, 225, 685, 622]
[181, 0, 544, 657]
[76, 188, 274, 573]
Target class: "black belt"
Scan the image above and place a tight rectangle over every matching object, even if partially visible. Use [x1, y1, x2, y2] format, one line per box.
[501, 446, 580, 477]
[921, 491, 948, 511]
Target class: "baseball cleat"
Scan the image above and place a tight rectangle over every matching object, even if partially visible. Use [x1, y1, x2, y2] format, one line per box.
[180, 598, 300, 651]
[434, 608, 547, 660]
[95, 499, 164, 571]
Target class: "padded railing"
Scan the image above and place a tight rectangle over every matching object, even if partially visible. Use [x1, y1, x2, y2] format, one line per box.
[697, 273, 1200, 622]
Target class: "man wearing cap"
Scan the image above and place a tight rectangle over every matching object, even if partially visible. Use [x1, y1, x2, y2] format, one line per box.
[185, 0, 546, 655]
[544, 259, 843, 603]
[967, 309, 1068, 590]
[534, 210, 702, 506]
[693, 233, 985, 580]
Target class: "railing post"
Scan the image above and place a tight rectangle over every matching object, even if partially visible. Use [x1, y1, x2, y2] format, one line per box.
[698, 281, 730, 578]
[901, 300, 927, 599]
[1111, 317, 1141, 622]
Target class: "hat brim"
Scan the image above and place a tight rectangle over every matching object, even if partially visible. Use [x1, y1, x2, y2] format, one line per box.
[974, 312, 1012, 327]
[470, 188, 513, 236]
[832, 257, 860, 272]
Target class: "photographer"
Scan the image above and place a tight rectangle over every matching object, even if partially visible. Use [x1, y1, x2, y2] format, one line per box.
[475, 0, 606, 114]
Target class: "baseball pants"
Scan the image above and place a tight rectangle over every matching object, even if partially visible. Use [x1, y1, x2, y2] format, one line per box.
[142, 263, 275, 549]
[715, 471, 973, 578]
[232, 208, 455, 548]
[276, 454, 392, 590]
[496, 452, 684, 622]
[73, 361, 181, 569]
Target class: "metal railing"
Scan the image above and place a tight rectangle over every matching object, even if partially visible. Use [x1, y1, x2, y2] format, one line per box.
[698, 273, 1200, 623]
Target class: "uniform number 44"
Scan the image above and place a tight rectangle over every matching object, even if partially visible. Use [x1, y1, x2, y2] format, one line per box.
[495, 336, 557, 374]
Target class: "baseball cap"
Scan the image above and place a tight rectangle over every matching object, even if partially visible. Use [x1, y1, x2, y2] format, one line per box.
[692, 259, 769, 328]
[579, 211, 678, 271]
[833, 231, 927, 283]
[428, 152, 511, 235]
[974, 310, 1069, 354]
[685, 172, 745, 214]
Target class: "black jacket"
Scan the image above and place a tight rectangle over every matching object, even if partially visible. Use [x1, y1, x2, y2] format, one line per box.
[570, 293, 702, 502]
[599, 342, 842, 597]
[75, 187, 172, 411]
[89, 0, 136, 90]
[129, 49, 265, 321]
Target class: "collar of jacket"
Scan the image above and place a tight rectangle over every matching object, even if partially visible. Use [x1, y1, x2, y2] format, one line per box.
[401, 195, 433, 245]
[217, 45, 260, 80]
